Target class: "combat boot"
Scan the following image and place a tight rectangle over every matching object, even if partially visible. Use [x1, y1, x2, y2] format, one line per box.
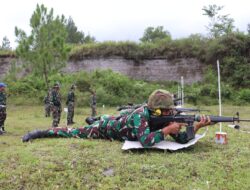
[22, 130, 49, 142]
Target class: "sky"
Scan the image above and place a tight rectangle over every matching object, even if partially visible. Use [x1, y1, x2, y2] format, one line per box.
[1, 0, 250, 49]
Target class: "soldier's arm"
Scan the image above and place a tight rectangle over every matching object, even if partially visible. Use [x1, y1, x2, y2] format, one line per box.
[134, 113, 164, 147]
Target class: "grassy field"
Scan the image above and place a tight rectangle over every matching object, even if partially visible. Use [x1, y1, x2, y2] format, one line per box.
[0, 105, 250, 190]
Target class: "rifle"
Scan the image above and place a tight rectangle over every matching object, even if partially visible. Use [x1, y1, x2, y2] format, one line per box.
[174, 107, 209, 114]
[149, 112, 250, 141]
[117, 104, 145, 111]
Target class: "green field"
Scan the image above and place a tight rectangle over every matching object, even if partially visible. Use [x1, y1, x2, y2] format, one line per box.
[0, 105, 250, 190]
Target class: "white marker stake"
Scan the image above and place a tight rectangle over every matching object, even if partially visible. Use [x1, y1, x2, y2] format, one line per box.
[215, 60, 227, 144]
[217, 60, 222, 132]
[181, 76, 184, 107]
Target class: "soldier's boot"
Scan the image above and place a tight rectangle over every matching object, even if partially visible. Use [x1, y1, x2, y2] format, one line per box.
[85, 116, 100, 125]
[0, 126, 5, 134]
[22, 130, 49, 142]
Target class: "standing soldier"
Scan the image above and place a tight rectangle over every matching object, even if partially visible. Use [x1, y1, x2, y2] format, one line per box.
[66, 84, 76, 125]
[50, 83, 62, 127]
[43, 89, 51, 117]
[90, 90, 97, 117]
[0, 82, 7, 134]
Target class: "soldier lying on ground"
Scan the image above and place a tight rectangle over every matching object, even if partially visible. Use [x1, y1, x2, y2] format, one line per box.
[22, 89, 211, 147]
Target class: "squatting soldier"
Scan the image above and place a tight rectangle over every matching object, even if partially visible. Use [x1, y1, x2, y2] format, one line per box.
[90, 90, 97, 117]
[66, 84, 76, 125]
[0, 83, 7, 134]
[43, 90, 51, 117]
[23, 89, 212, 147]
[50, 83, 62, 127]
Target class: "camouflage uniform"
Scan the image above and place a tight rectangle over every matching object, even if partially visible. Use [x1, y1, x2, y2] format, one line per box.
[50, 85, 62, 127]
[0, 84, 7, 132]
[66, 86, 75, 125]
[23, 89, 190, 146]
[43, 91, 51, 117]
[27, 106, 189, 146]
[91, 92, 97, 117]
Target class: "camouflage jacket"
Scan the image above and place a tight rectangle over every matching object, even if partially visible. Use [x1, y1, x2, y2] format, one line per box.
[43, 95, 50, 104]
[50, 89, 61, 107]
[0, 92, 6, 105]
[48, 106, 189, 147]
[66, 90, 75, 104]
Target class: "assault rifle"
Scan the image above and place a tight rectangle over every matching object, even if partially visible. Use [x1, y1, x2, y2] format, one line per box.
[117, 103, 208, 114]
[149, 112, 250, 141]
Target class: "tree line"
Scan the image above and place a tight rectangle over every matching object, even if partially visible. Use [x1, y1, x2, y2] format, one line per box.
[1, 4, 250, 91]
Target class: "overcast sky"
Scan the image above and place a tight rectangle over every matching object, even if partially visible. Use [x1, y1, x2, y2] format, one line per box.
[1, 0, 250, 49]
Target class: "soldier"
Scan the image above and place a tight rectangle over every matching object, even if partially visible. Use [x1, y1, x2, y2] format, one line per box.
[66, 84, 76, 125]
[90, 90, 97, 117]
[23, 89, 212, 146]
[0, 82, 7, 134]
[43, 90, 51, 117]
[50, 83, 62, 127]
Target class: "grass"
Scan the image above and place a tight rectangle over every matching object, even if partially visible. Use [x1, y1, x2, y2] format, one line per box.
[0, 105, 250, 190]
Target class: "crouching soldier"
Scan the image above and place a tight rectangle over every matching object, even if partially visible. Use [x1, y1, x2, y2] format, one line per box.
[50, 83, 62, 127]
[0, 83, 7, 134]
[66, 84, 76, 125]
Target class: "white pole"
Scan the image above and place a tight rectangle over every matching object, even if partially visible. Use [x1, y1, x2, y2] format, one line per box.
[217, 60, 222, 132]
[181, 76, 184, 107]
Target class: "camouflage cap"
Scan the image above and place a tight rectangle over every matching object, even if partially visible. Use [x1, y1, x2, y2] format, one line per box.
[147, 89, 174, 109]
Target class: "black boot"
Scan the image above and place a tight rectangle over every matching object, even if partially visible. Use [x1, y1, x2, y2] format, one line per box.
[22, 130, 49, 142]
[85, 116, 100, 125]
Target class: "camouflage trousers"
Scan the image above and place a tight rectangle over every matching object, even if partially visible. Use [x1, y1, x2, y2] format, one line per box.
[45, 103, 51, 117]
[67, 102, 75, 125]
[91, 104, 97, 117]
[47, 115, 129, 141]
[51, 105, 62, 127]
[0, 107, 6, 130]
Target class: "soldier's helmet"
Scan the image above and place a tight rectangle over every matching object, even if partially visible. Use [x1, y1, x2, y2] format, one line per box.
[71, 84, 76, 89]
[147, 89, 174, 110]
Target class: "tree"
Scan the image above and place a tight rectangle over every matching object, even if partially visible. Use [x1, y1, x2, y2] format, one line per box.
[15, 4, 69, 88]
[140, 26, 171, 43]
[202, 4, 235, 38]
[66, 17, 95, 44]
[247, 24, 250, 34]
[0, 36, 11, 50]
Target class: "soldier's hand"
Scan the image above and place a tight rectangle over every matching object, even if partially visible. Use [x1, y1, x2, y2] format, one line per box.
[196, 115, 211, 129]
[162, 122, 187, 136]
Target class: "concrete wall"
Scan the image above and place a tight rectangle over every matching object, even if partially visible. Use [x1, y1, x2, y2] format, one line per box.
[64, 57, 204, 84]
[1, 57, 204, 83]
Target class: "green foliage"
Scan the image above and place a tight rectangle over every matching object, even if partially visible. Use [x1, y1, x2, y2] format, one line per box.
[65, 16, 95, 44]
[140, 26, 171, 43]
[0, 36, 11, 50]
[235, 89, 250, 105]
[202, 4, 235, 38]
[15, 4, 70, 88]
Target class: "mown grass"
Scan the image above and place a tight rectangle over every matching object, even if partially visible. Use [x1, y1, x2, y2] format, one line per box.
[0, 105, 250, 190]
